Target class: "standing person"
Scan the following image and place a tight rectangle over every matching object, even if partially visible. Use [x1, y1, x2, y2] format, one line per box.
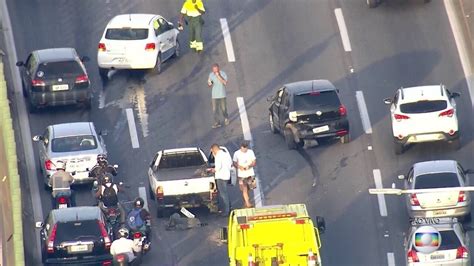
[210, 144, 232, 216]
[233, 141, 257, 208]
[178, 0, 206, 53]
[208, 63, 229, 128]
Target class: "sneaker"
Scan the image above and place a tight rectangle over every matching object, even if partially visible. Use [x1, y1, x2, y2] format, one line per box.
[224, 119, 230, 125]
[212, 123, 222, 128]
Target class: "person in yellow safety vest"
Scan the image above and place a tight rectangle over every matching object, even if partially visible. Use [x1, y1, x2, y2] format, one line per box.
[178, 0, 206, 53]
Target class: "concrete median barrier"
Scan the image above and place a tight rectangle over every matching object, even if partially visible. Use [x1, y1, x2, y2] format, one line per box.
[0, 59, 24, 265]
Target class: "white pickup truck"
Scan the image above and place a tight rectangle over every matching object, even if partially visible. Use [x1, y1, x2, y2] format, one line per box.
[148, 147, 219, 217]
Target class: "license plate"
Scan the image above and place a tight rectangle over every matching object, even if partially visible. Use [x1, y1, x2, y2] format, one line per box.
[313, 125, 330, 134]
[415, 134, 439, 141]
[58, 204, 67, 209]
[52, 84, 69, 91]
[432, 210, 448, 216]
[70, 244, 88, 253]
[430, 254, 445, 260]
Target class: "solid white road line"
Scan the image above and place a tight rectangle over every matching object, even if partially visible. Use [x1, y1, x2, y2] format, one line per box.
[219, 18, 236, 62]
[125, 108, 140, 148]
[373, 169, 388, 217]
[444, 0, 474, 108]
[0, 0, 43, 261]
[355, 91, 373, 134]
[387, 252, 395, 266]
[334, 8, 352, 52]
[138, 186, 149, 211]
[236, 97, 263, 207]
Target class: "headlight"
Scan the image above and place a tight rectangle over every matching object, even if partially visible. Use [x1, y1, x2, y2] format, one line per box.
[289, 111, 298, 122]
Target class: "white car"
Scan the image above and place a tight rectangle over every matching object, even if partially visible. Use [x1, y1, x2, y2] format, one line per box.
[383, 85, 460, 154]
[97, 13, 180, 78]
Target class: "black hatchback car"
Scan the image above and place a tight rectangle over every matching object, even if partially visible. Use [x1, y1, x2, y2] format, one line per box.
[16, 48, 92, 113]
[36, 206, 113, 265]
[268, 80, 349, 149]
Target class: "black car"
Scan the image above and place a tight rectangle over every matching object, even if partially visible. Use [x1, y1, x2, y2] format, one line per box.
[16, 48, 92, 113]
[268, 80, 349, 149]
[36, 206, 113, 265]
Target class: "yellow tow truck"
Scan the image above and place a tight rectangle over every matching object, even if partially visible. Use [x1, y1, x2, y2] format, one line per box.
[221, 204, 325, 266]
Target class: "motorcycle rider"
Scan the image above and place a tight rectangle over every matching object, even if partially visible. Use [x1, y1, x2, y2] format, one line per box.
[96, 174, 125, 224]
[48, 160, 75, 207]
[89, 154, 117, 185]
[126, 197, 151, 240]
[110, 227, 136, 263]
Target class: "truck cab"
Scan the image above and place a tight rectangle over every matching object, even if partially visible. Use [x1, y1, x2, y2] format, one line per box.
[222, 204, 325, 266]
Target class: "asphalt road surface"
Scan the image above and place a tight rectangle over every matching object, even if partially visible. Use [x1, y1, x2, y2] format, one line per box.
[5, 0, 474, 265]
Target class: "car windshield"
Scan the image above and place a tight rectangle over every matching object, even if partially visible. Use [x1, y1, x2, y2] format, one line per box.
[400, 100, 447, 114]
[55, 220, 101, 244]
[51, 135, 98, 153]
[105, 28, 149, 40]
[294, 91, 340, 110]
[37, 61, 83, 79]
[414, 173, 460, 189]
[437, 230, 461, 250]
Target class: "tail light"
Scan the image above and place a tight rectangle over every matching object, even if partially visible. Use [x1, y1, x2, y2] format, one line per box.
[57, 197, 67, 204]
[145, 43, 156, 51]
[439, 108, 454, 117]
[336, 130, 348, 136]
[339, 105, 347, 116]
[308, 250, 317, 266]
[98, 220, 111, 249]
[116, 254, 126, 263]
[248, 254, 256, 266]
[407, 249, 419, 263]
[98, 43, 106, 52]
[295, 218, 306, 225]
[456, 246, 469, 258]
[45, 160, 54, 171]
[133, 232, 142, 239]
[410, 194, 420, 206]
[394, 114, 410, 121]
[75, 74, 89, 84]
[458, 191, 466, 203]
[240, 224, 250, 230]
[32, 79, 46, 87]
[102, 261, 112, 266]
[47, 224, 58, 253]
[156, 186, 164, 199]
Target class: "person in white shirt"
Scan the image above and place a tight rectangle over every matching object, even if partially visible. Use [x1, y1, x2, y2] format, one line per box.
[233, 141, 256, 208]
[210, 144, 233, 216]
[110, 227, 136, 263]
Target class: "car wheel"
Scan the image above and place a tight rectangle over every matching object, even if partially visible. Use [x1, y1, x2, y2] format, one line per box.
[284, 128, 297, 150]
[394, 140, 404, 155]
[269, 113, 277, 134]
[174, 40, 180, 58]
[99, 67, 108, 80]
[154, 53, 162, 74]
[156, 206, 166, 218]
[27, 99, 37, 113]
[340, 133, 350, 144]
[149, 185, 155, 200]
[451, 137, 461, 150]
[367, 0, 379, 8]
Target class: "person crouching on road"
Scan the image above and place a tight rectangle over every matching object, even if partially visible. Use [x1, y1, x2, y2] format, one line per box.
[233, 141, 257, 208]
[210, 144, 232, 216]
[49, 160, 75, 207]
[208, 63, 229, 128]
[178, 0, 206, 53]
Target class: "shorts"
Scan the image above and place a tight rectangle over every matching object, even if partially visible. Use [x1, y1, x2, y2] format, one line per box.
[238, 176, 256, 190]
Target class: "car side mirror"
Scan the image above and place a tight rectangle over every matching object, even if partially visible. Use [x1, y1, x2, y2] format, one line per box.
[35, 222, 44, 228]
[398, 175, 405, 180]
[16, 61, 24, 67]
[32, 135, 43, 142]
[451, 92, 460, 98]
[80, 56, 90, 62]
[316, 216, 326, 233]
[383, 98, 392, 105]
[465, 169, 474, 175]
[219, 227, 228, 242]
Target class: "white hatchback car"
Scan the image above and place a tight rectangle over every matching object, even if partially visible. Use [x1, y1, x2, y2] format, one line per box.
[97, 13, 179, 78]
[384, 85, 460, 154]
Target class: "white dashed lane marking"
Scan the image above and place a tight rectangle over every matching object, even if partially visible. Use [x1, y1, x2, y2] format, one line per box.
[334, 8, 352, 52]
[220, 18, 236, 62]
[126, 108, 140, 149]
[373, 169, 388, 217]
[387, 252, 395, 266]
[356, 91, 373, 134]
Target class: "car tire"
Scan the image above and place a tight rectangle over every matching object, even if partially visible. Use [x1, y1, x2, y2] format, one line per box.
[340, 133, 350, 144]
[173, 40, 180, 58]
[149, 185, 155, 200]
[156, 206, 166, 218]
[394, 140, 404, 155]
[99, 67, 108, 80]
[154, 53, 162, 74]
[451, 137, 461, 150]
[367, 0, 379, 8]
[269, 113, 277, 134]
[284, 128, 297, 150]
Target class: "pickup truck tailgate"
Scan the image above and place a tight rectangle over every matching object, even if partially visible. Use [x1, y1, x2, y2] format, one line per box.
[161, 176, 213, 195]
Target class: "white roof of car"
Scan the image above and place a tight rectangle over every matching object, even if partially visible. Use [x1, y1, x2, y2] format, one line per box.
[51, 122, 94, 138]
[399, 85, 447, 103]
[107, 14, 161, 28]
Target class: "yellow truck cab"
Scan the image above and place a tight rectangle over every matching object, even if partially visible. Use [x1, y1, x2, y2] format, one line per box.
[222, 204, 325, 266]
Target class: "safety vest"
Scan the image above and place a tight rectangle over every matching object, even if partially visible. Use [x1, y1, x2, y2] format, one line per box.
[180, 0, 205, 17]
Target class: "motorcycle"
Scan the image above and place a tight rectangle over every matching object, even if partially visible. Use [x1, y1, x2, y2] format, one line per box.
[112, 252, 142, 266]
[53, 190, 72, 209]
[130, 229, 151, 254]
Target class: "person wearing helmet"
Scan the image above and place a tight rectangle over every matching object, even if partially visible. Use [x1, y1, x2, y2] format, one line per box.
[96, 174, 126, 224]
[110, 227, 136, 263]
[126, 197, 151, 239]
[89, 154, 118, 185]
[48, 160, 75, 207]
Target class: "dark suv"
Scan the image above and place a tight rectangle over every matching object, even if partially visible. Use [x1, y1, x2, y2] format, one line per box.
[16, 48, 91, 113]
[268, 80, 349, 149]
[36, 206, 113, 265]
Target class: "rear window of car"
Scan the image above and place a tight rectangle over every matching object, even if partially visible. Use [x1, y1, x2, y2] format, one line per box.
[51, 135, 98, 153]
[414, 173, 460, 189]
[37, 61, 83, 78]
[437, 230, 461, 250]
[105, 28, 149, 40]
[294, 91, 340, 110]
[158, 152, 206, 169]
[55, 220, 101, 244]
[400, 100, 447, 114]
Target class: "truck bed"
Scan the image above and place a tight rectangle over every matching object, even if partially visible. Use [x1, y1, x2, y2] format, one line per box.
[157, 165, 210, 181]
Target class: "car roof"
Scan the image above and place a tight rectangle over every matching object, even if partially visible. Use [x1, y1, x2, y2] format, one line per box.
[399, 85, 447, 103]
[50, 122, 94, 138]
[107, 14, 160, 28]
[51, 206, 102, 223]
[413, 160, 458, 176]
[284, 80, 336, 95]
[34, 48, 78, 63]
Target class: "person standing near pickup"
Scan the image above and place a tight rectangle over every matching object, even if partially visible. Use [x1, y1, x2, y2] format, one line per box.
[233, 141, 257, 208]
[210, 143, 232, 216]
